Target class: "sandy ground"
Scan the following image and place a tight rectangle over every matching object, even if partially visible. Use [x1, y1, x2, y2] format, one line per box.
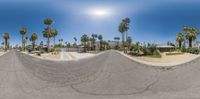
[117, 51, 200, 66]
[22, 51, 99, 61]
[136, 52, 199, 63]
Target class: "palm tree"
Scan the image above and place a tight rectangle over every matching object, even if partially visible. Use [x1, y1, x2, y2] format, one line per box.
[183, 26, 199, 47]
[43, 28, 53, 52]
[44, 18, 53, 28]
[98, 35, 103, 50]
[118, 22, 126, 45]
[176, 33, 184, 49]
[123, 18, 131, 41]
[118, 18, 131, 44]
[91, 34, 98, 50]
[59, 38, 63, 47]
[39, 41, 44, 50]
[81, 34, 89, 52]
[65, 42, 68, 47]
[3, 32, 10, 51]
[43, 18, 54, 52]
[19, 27, 27, 51]
[52, 29, 58, 47]
[29, 33, 38, 51]
[24, 36, 28, 50]
[127, 36, 132, 49]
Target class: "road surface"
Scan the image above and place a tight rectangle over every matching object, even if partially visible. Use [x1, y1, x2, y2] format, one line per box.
[0, 50, 200, 99]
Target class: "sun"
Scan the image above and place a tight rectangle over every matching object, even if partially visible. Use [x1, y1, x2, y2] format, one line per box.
[87, 8, 111, 17]
[93, 10, 107, 16]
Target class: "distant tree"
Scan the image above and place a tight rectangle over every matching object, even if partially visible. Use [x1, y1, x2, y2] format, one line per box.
[3, 32, 10, 51]
[29, 33, 38, 51]
[114, 37, 120, 50]
[81, 34, 90, 52]
[39, 41, 44, 49]
[176, 33, 185, 49]
[65, 42, 68, 47]
[19, 27, 27, 51]
[59, 38, 63, 47]
[114, 37, 120, 41]
[73, 37, 77, 44]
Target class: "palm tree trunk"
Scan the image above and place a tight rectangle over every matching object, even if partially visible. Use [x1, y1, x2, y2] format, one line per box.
[122, 33, 124, 45]
[47, 37, 50, 52]
[5, 39, 7, 51]
[189, 39, 192, 48]
[179, 41, 182, 49]
[84, 42, 86, 52]
[32, 42, 35, 51]
[54, 37, 55, 47]
[126, 31, 128, 42]
[22, 35, 24, 51]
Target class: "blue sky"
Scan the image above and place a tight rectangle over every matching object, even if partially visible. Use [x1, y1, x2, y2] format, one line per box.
[0, 0, 200, 46]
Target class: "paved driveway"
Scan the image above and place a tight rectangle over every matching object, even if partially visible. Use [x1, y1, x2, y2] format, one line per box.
[0, 50, 200, 99]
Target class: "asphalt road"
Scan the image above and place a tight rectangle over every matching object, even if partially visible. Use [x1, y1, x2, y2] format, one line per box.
[0, 50, 200, 99]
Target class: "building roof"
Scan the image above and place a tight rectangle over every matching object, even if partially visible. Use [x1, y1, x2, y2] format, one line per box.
[156, 44, 175, 48]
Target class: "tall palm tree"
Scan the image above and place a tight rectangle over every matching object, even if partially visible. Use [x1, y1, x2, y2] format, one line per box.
[43, 18, 54, 52]
[19, 27, 27, 51]
[98, 35, 103, 50]
[127, 36, 132, 49]
[52, 29, 58, 47]
[24, 36, 28, 50]
[176, 33, 184, 49]
[44, 18, 53, 28]
[3, 32, 10, 51]
[183, 26, 199, 47]
[29, 33, 38, 51]
[118, 22, 126, 45]
[81, 34, 89, 52]
[91, 34, 98, 50]
[43, 28, 52, 52]
[118, 18, 131, 44]
[123, 18, 131, 41]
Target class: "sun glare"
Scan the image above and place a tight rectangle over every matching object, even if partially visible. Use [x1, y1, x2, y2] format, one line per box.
[87, 8, 111, 17]
[93, 10, 107, 16]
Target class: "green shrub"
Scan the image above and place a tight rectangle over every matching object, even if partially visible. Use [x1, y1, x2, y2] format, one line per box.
[153, 49, 161, 55]
[186, 47, 199, 54]
[142, 44, 157, 55]
[181, 44, 187, 52]
[152, 49, 162, 58]
[129, 50, 144, 56]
